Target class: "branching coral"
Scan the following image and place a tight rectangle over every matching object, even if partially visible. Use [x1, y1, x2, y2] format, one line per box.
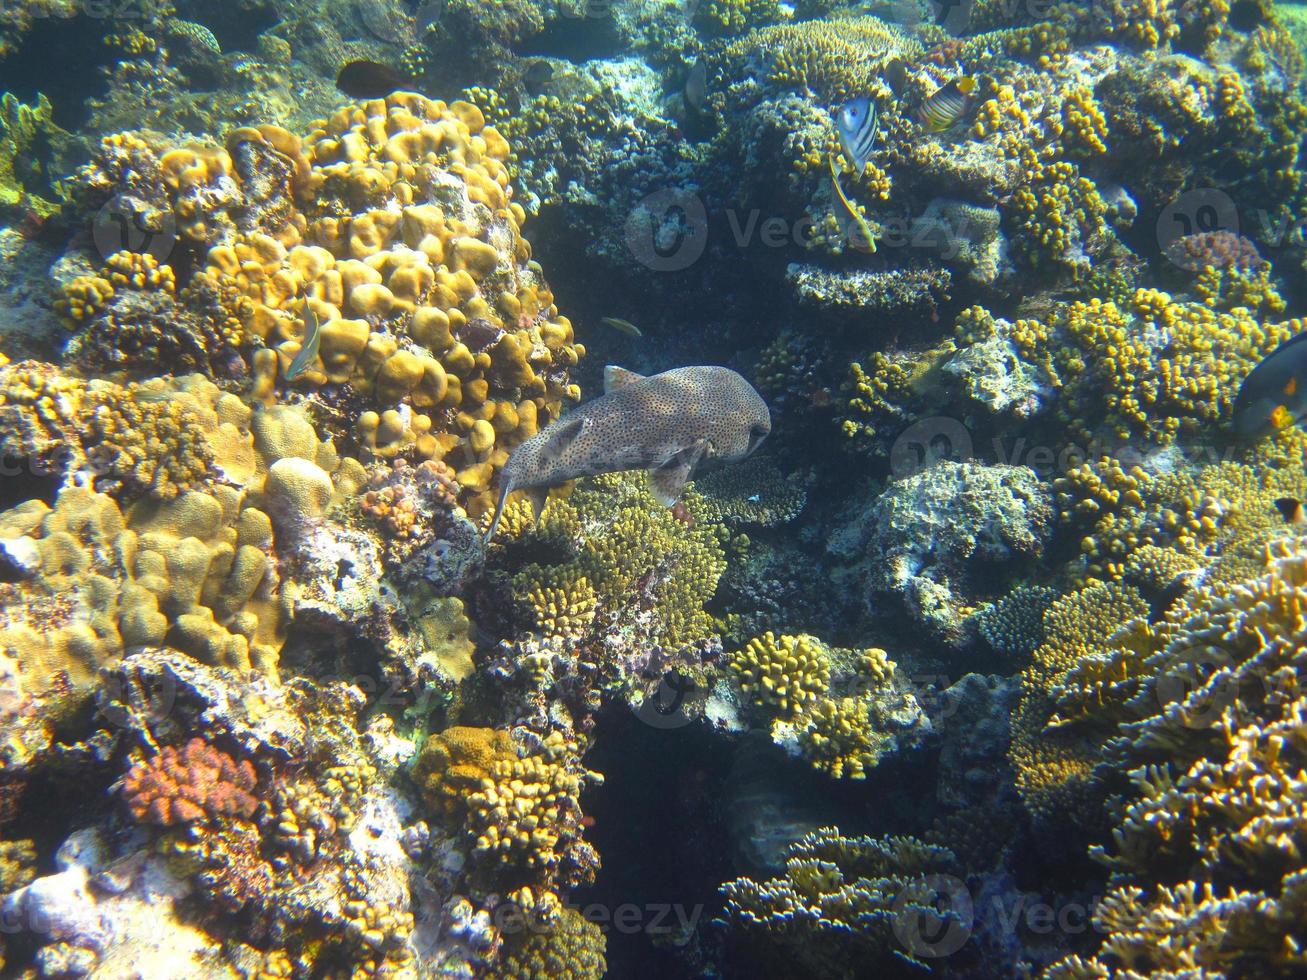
[1044, 535, 1307, 976]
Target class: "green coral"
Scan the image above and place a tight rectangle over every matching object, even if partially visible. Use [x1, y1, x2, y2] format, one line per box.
[0, 91, 67, 214]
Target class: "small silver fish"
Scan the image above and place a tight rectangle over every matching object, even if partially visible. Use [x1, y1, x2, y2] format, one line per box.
[486, 365, 771, 542]
[601, 316, 643, 338]
[685, 58, 708, 113]
[835, 96, 879, 173]
[919, 76, 977, 133]
[285, 303, 322, 381]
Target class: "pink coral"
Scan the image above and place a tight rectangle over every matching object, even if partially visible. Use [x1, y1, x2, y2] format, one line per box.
[121, 737, 258, 825]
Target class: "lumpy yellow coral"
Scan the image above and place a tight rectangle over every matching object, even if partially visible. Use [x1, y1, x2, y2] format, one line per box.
[729, 632, 831, 717]
[152, 93, 585, 518]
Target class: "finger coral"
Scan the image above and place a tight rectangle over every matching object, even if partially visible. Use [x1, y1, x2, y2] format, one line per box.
[728, 631, 831, 717]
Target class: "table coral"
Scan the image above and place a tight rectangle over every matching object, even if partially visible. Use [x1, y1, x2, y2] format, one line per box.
[120, 737, 258, 825]
[721, 827, 959, 974]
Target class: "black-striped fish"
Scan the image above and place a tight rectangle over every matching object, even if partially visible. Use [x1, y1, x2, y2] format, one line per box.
[919, 76, 976, 133]
[835, 96, 878, 173]
[285, 303, 322, 381]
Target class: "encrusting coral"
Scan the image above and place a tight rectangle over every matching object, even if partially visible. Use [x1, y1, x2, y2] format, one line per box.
[120, 737, 259, 825]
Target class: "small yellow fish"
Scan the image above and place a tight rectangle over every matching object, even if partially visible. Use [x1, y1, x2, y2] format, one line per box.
[828, 155, 876, 253]
[601, 316, 643, 338]
[919, 76, 977, 133]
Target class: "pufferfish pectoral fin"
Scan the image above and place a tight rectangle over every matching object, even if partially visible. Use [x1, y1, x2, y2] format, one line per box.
[604, 366, 646, 393]
[540, 415, 592, 464]
[648, 439, 710, 506]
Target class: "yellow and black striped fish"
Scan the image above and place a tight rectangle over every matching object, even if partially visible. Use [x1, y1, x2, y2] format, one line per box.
[919, 77, 977, 133]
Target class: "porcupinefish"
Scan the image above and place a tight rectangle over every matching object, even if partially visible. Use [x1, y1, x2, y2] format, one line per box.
[485, 365, 772, 542]
[1233, 330, 1307, 440]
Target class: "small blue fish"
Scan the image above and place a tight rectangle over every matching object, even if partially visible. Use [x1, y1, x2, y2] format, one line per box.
[285, 303, 322, 381]
[835, 96, 879, 174]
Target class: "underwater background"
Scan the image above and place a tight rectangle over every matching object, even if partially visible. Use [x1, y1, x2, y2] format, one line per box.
[0, 0, 1305, 977]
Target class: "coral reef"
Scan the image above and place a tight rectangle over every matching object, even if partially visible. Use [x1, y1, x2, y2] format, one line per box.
[1, 1, 1306, 978]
